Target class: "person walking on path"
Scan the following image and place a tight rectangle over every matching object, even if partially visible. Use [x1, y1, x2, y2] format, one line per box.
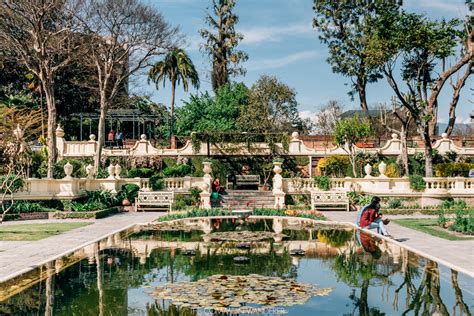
[116, 130, 124, 149]
[358, 196, 392, 238]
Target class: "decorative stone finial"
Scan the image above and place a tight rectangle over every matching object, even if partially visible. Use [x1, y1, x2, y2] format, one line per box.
[114, 164, 122, 179]
[85, 164, 94, 179]
[56, 124, 65, 137]
[391, 133, 399, 139]
[441, 133, 448, 139]
[378, 161, 387, 177]
[364, 164, 372, 178]
[89, 134, 96, 141]
[291, 131, 299, 140]
[140, 134, 147, 140]
[107, 164, 116, 179]
[64, 162, 73, 179]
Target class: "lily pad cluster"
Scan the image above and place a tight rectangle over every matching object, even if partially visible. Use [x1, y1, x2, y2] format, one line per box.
[210, 231, 283, 242]
[151, 274, 332, 314]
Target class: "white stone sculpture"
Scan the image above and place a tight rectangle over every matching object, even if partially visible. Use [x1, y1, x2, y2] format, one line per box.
[364, 164, 372, 178]
[115, 164, 122, 179]
[64, 162, 73, 179]
[378, 161, 387, 177]
[107, 164, 116, 179]
[85, 164, 94, 179]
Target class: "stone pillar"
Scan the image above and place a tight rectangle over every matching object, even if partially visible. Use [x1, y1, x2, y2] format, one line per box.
[200, 161, 212, 209]
[56, 124, 65, 159]
[272, 161, 285, 209]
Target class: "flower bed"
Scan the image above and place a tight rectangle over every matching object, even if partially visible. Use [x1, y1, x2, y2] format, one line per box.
[157, 208, 325, 222]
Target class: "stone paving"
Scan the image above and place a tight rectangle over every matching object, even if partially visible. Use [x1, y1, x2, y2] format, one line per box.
[322, 211, 474, 278]
[0, 212, 163, 283]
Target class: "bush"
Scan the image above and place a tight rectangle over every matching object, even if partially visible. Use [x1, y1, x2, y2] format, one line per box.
[10, 201, 44, 213]
[127, 167, 155, 178]
[38, 159, 91, 179]
[434, 162, 474, 177]
[0, 175, 25, 193]
[314, 176, 330, 191]
[172, 194, 194, 210]
[387, 199, 403, 209]
[317, 155, 350, 177]
[409, 175, 426, 191]
[85, 190, 118, 208]
[117, 184, 140, 204]
[162, 164, 192, 177]
[347, 191, 372, 206]
[150, 174, 164, 190]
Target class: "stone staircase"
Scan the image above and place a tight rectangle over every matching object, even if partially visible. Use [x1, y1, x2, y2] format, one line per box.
[219, 190, 274, 209]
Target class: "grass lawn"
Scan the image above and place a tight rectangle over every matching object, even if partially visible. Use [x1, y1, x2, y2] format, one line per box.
[0, 222, 92, 241]
[393, 219, 474, 241]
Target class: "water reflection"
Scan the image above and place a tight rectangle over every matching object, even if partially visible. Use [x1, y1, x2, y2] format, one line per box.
[0, 222, 472, 315]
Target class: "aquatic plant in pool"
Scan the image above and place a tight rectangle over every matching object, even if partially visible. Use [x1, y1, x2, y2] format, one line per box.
[0, 218, 472, 315]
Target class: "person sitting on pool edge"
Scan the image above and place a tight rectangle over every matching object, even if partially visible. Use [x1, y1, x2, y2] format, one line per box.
[358, 196, 392, 238]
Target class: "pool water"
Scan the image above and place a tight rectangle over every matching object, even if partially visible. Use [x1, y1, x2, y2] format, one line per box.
[0, 218, 472, 315]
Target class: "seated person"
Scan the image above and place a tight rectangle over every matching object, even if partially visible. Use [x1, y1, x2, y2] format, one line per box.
[358, 196, 392, 238]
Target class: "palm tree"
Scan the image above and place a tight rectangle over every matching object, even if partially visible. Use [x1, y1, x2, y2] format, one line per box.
[148, 48, 199, 145]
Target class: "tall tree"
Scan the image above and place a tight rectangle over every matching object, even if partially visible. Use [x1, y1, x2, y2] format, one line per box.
[237, 75, 307, 134]
[76, 0, 179, 170]
[313, 1, 401, 112]
[0, 0, 83, 178]
[200, 0, 248, 92]
[148, 48, 199, 146]
[365, 11, 473, 177]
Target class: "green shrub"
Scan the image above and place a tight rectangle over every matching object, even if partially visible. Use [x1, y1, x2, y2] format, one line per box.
[117, 184, 140, 203]
[189, 186, 202, 204]
[71, 201, 105, 212]
[347, 191, 372, 206]
[434, 162, 474, 177]
[172, 194, 194, 210]
[38, 159, 91, 179]
[127, 167, 155, 178]
[387, 199, 403, 209]
[150, 174, 164, 190]
[409, 175, 426, 191]
[10, 201, 44, 213]
[0, 176, 25, 193]
[162, 164, 192, 177]
[314, 176, 330, 191]
[85, 190, 118, 208]
[437, 209, 447, 227]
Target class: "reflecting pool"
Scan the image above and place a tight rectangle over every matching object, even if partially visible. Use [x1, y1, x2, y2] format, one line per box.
[0, 217, 472, 315]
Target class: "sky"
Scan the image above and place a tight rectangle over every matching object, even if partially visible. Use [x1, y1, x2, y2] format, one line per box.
[136, 0, 473, 126]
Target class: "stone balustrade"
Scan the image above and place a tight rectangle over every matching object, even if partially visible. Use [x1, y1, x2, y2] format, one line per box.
[53, 125, 474, 159]
[282, 176, 474, 198]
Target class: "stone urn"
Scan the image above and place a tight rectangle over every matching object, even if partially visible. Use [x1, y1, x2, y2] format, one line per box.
[378, 161, 387, 177]
[364, 164, 372, 177]
[107, 164, 116, 179]
[115, 164, 122, 179]
[85, 164, 94, 179]
[122, 198, 131, 206]
[64, 162, 73, 179]
[203, 161, 212, 175]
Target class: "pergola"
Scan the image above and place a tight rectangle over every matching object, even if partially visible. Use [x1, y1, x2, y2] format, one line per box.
[71, 109, 163, 141]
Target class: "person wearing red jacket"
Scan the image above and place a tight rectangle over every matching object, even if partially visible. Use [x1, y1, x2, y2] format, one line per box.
[359, 196, 392, 238]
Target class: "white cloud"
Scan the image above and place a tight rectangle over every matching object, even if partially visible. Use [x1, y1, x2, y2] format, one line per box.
[246, 50, 320, 71]
[240, 23, 313, 45]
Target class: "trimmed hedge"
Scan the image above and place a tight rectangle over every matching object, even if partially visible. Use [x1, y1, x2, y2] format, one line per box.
[49, 207, 120, 219]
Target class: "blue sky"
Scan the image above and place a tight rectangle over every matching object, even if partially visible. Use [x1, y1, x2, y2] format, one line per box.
[136, 0, 472, 125]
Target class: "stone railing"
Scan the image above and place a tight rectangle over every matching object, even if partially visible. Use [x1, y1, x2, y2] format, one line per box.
[283, 176, 474, 197]
[51, 124, 474, 158]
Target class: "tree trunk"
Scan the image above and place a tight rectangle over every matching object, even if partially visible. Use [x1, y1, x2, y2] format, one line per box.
[43, 82, 57, 179]
[356, 76, 368, 113]
[169, 80, 176, 147]
[421, 126, 434, 177]
[400, 127, 409, 176]
[94, 95, 107, 172]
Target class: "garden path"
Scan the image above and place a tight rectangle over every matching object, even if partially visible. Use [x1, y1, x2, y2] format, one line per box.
[322, 211, 474, 278]
[0, 212, 163, 283]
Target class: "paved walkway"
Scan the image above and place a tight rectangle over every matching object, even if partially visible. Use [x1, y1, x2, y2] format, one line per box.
[322, 211, 474, 277]
[0, 212, 162, 283]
